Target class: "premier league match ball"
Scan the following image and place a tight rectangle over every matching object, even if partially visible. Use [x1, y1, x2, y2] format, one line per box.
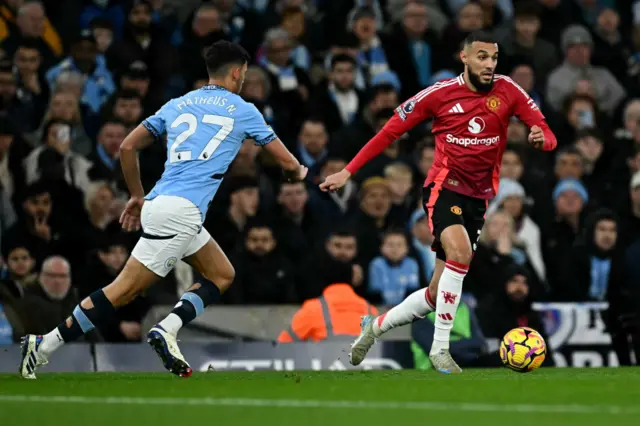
[499, 327, 546, 373]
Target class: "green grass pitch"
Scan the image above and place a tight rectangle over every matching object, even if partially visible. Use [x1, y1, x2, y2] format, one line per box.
[1, 369, 639, 426]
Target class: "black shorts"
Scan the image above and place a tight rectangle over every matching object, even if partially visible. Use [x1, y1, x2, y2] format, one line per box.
[422, 183, 488, 261]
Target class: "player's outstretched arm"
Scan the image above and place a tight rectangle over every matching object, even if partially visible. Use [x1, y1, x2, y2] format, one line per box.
[320, 108, 419, 192]
[119, 124, 155, 231]
[263, 138, 308, 182]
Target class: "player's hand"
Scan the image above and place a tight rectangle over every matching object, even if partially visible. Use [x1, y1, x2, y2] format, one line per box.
[296, 165, 308, 181]
[120, 196, 144, 232]
[528, 125, 544, 149]
[283, 165, 308, 182]
[319, 169, 351, 192]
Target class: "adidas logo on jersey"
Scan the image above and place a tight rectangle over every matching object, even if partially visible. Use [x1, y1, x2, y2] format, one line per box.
[448, 103, 464, 113]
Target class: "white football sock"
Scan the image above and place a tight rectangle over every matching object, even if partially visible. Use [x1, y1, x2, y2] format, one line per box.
[40, 328, 64, 356]
[158, 313, 183, 337]
[372, 287, 436, 337]
[431, 260, 467, 354]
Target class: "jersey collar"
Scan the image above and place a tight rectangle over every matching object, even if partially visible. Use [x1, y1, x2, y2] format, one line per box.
[201, 84, 229, 92]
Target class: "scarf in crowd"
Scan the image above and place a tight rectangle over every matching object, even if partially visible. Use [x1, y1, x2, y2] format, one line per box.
[410, 40, 431, 88]
[589, 256, 611, 300]
[357, 36, 389, 81]
[259, 57, 299, 91]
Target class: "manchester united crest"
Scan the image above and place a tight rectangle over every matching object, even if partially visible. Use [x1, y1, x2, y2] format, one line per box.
[486, 96, 501, 112]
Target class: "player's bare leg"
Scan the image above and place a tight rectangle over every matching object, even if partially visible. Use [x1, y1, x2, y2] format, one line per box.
[149, 238, 234, 376]
[20, 258, 158, 379]
[428, 224, 472, 374]
[349, 260, 445, 366]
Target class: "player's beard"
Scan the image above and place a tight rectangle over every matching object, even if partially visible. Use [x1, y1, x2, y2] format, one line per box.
[467, 68, 494, 93]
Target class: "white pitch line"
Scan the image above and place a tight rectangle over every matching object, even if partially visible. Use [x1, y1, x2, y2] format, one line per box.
[0, 395, 638, 415]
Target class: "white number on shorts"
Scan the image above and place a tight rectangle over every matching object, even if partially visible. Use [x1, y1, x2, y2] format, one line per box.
[169, 113, 235, 163]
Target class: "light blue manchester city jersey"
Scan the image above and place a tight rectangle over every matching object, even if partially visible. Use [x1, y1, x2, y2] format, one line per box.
[142, 85, 276, 219]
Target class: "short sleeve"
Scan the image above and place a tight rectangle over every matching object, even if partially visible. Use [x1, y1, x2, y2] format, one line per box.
[244, 103, 277, 146]
[142, 101, 171, 138]
[502, 76, 545, 126]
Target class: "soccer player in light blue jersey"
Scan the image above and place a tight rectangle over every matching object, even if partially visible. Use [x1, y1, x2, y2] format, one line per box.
[19, 41, 307, 379]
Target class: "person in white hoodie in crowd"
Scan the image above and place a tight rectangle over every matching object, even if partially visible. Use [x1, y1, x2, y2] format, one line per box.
[487, 178, 546, 283]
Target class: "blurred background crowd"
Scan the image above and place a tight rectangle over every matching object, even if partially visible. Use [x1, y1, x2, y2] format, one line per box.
[0, 0, 639, 360]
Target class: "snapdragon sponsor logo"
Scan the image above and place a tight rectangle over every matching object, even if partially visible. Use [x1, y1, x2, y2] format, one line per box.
[445, 134, 500, 146]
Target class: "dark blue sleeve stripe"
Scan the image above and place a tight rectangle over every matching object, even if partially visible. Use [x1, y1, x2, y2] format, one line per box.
[142, 120, 161, 138]
[254, 133, 277, 146]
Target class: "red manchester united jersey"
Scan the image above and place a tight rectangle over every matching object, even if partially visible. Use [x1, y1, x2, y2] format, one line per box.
[391, 74, 545, 199]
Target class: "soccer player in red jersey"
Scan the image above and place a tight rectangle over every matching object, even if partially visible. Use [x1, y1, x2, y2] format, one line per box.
[319, 31, 557, 373]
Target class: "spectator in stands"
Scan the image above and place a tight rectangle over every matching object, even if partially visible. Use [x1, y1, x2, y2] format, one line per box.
[554, 94, 605, 148]
[297, 227, 361, 301]
[296, 118, 328, 177]
[206, 176, 259, 254]
[368, 229, 420, 305]
[349, 176, 394, 269]
[24, 119, 93, 194]
[309, 156, 357, 220]
[87, 118, 127, 195]
[13, 37, 48, 123]
[0, 1, 62, 69]
[440, 2, 484, 72]
[79, 0, 127, 39]
[278, 256, 377, 342]
[546, 25, 625, 115]
[275, 181, 325, 262]
[0, 118, 29, 202]
[226, 217, 297, 304]
[475, 264, 545, 338]
[310, 54, 363, 134]
[467, 210, 542, 299]
[0, 282, 26, 343]
[119, 61, 154, 115]
[3, 181, 62, 266]
[72, 181, 123, 265]
[0, 58, 39, 133]
[574, 129, 618, 208]
[382, 1, 440, 100]
[332, 83, 398, 160]
[28, 90, 92, 156]
[21, 255, 77, 334]
[495, 1, 557, 86]
[105, 89, 143, 133]
[258, 27, 310, 134]
[351, 108, 400, 182]
[487, 178, 546, 284]
[90, 18, 114, 55]
[413, 140, 434, 188]
[348, 6, 390, 84]
[277, 6, 310, 71]
[107, 0, 175, 101]
[509, 62, 545, 112]
[409, 208, 435, 283]
[562, 208, 624, 302]
[78, 233, 146, 342]
[0, 243, 36, 299]
[46, 29, 116, 118]
[384, 162, 415, 225]
[0, 179, 15, 251]
[543, 179, 590, 293]
[591, 8, 630, 86]
[621, 172, 640, 248]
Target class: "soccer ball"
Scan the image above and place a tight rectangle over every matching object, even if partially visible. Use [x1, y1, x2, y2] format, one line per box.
[499, 327, 546, 372]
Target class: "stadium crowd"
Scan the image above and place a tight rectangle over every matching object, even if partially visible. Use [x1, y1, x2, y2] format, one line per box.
[0, 0, 638, 358]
